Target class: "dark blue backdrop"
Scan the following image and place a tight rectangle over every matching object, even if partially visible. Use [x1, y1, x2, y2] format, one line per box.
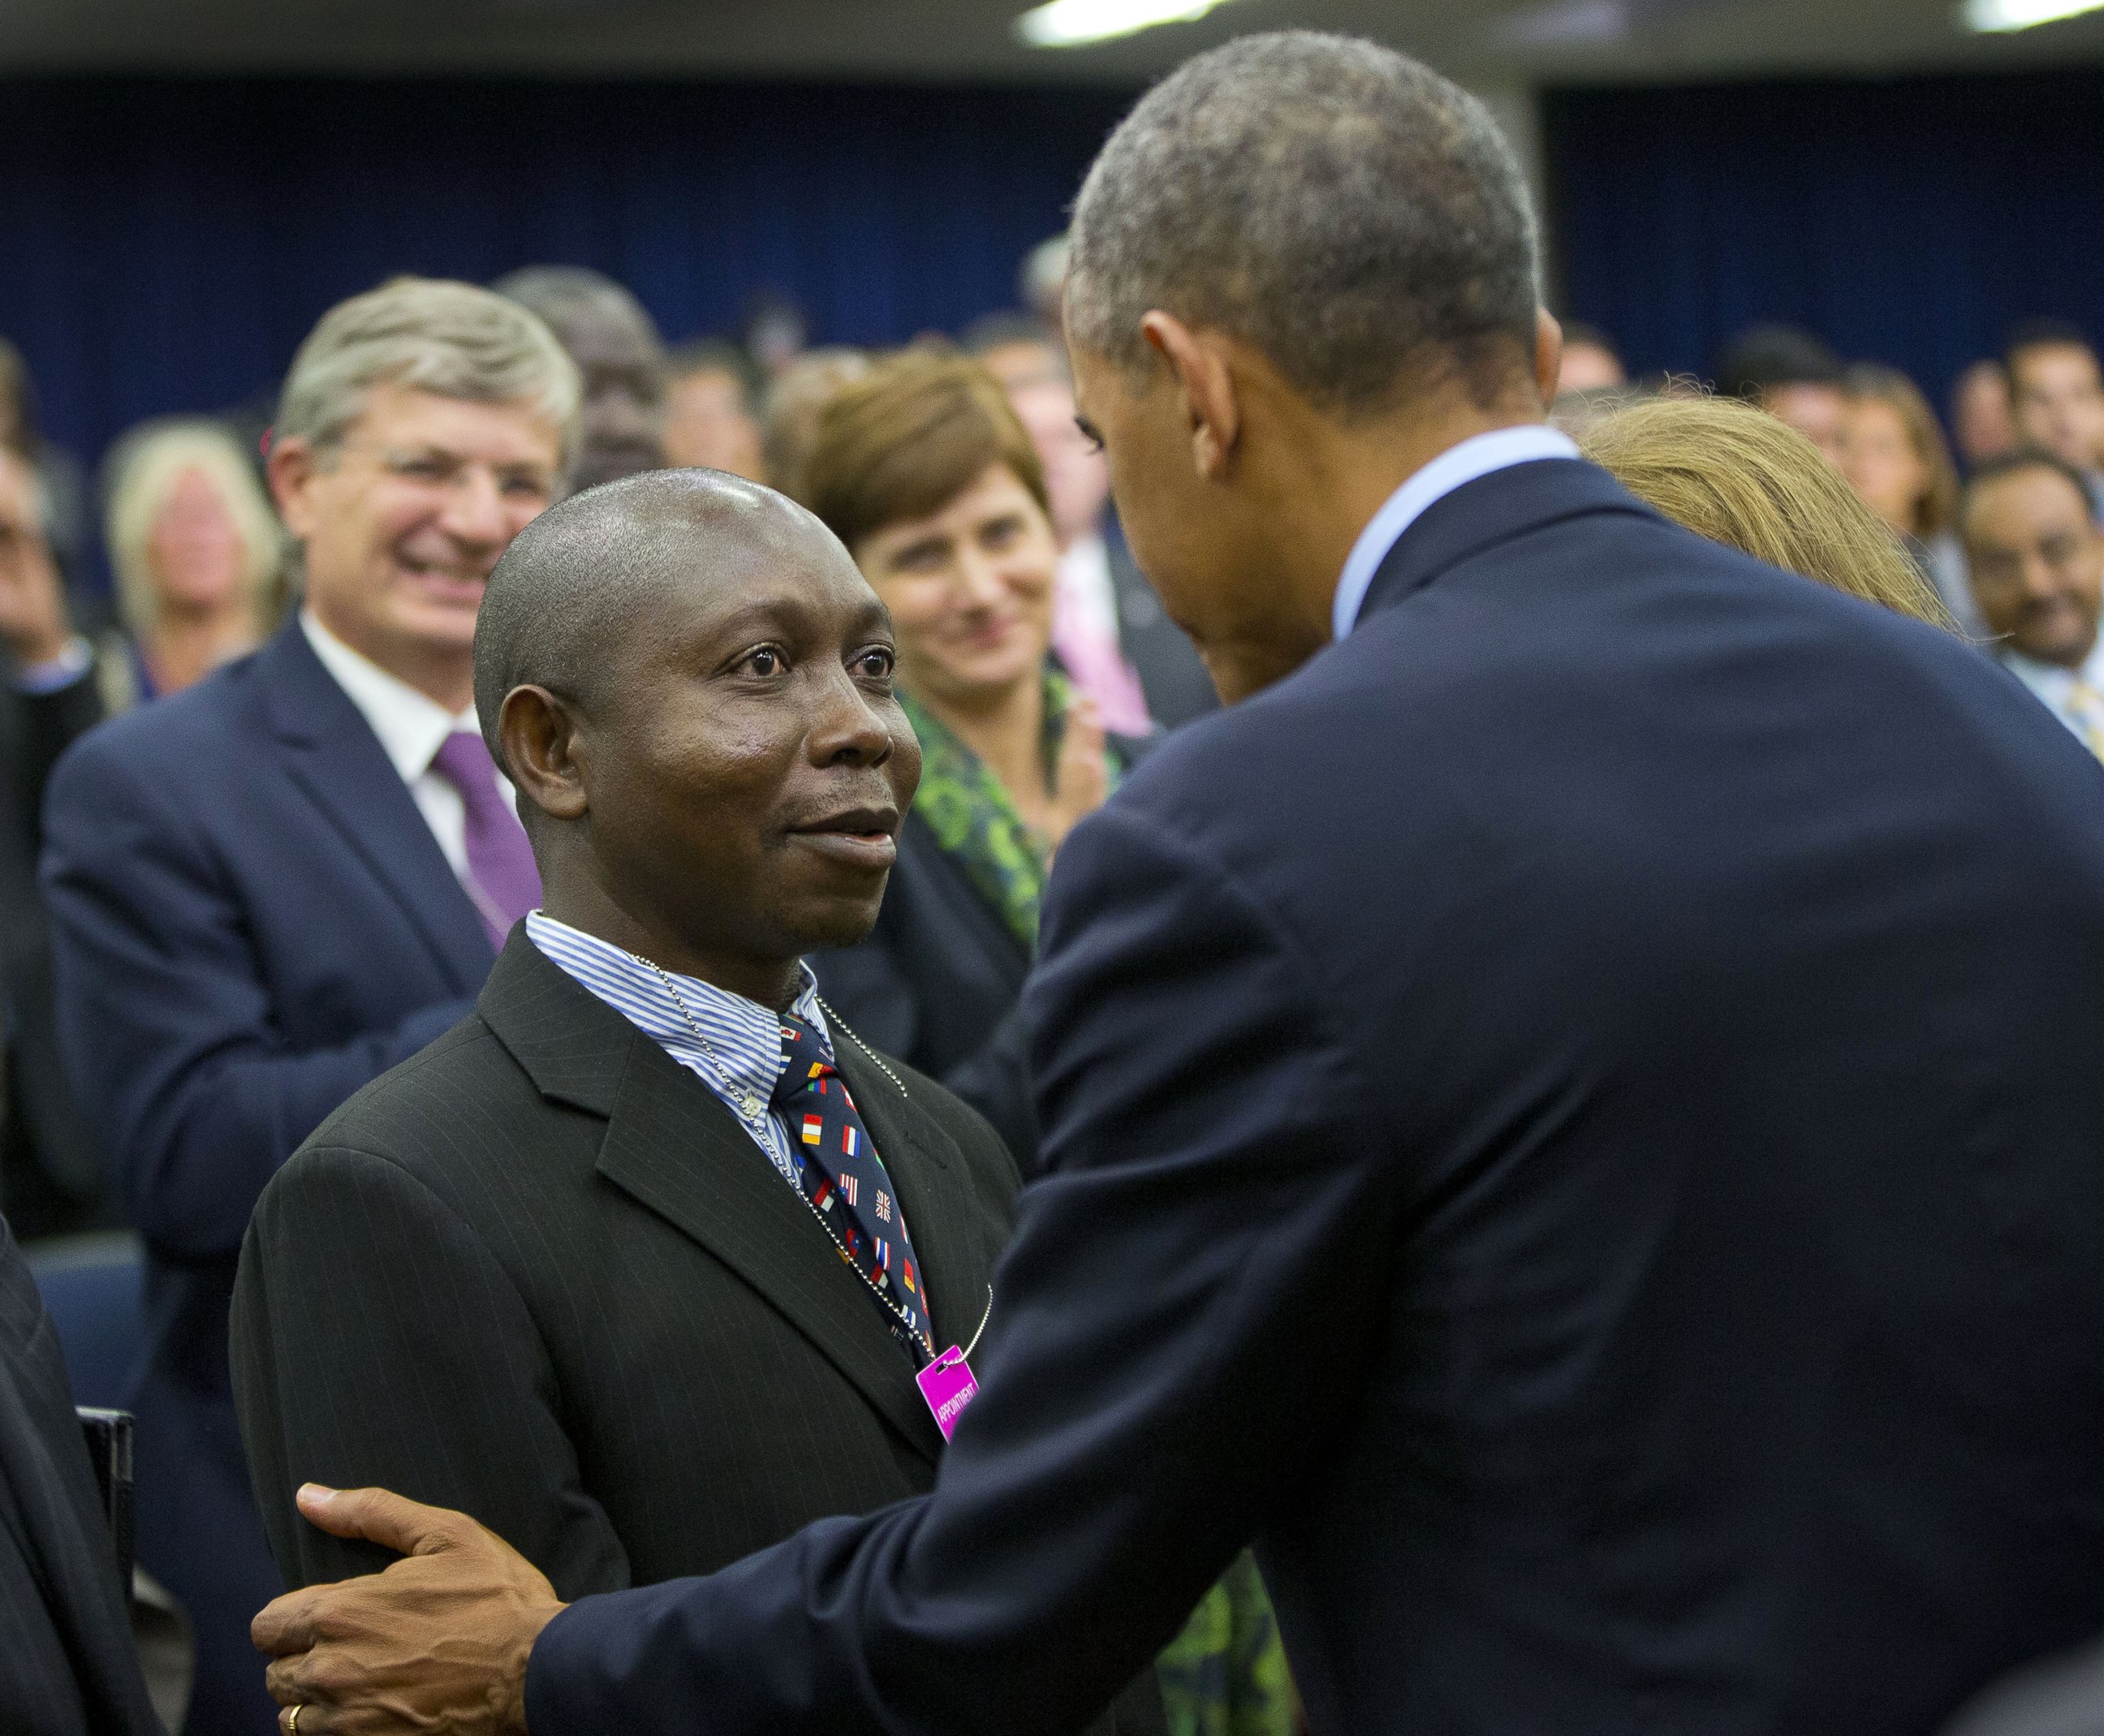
[1546, 69, 2104, 416]
[0, 75, 1136, 484]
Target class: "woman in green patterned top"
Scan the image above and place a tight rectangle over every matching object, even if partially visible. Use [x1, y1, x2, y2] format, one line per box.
[800, 350, 1298, 1736]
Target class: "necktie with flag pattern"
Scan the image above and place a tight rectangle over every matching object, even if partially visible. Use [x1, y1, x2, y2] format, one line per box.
[771, 1014, 934, 1361]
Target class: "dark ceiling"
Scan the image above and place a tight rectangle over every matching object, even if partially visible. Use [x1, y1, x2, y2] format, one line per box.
[2, 0, 2103, 83]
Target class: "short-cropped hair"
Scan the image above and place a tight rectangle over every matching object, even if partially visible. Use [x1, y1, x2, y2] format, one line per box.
[102, 417, 282, 634]
[1961, 448, 2102, 531]
[1066, 31, 1541, 418]
[800, 351, 1049, 552]
[1714, 325, 1843, 401]
[1580, 393, 1956, 631]
[276, 276, 581, 470]
[2002, 317, 2096, 378]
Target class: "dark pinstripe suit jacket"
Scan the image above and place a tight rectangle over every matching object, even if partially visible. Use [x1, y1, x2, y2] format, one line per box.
[0, 1213, 162, 1735]
[228, 929, 1022, 1598]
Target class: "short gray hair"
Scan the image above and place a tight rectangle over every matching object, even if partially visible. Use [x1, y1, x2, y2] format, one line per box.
[276, 276, 582, 468]
[1067, 32, 1541, 416]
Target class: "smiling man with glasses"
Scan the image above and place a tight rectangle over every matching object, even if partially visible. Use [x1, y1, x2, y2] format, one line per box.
[39, 275, 579, 1736]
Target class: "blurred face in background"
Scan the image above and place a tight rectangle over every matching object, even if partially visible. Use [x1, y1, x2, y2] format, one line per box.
[1964, 464, 2103, 668]
[2009, 344, 2104, 473]
[1763, 382, 1847, 466]
[1007, 376, 1110, 550]
[544, 296, 665, 491]
[1839, 396, 1929, 537]
[1557, 342, 1625, 395]
[850, 462, 1057, 715]
[662, 364, 763, 480]
[148, 466, 249, 613]
[271, 381, 562, 697]
[1951, 360, 2016, 469]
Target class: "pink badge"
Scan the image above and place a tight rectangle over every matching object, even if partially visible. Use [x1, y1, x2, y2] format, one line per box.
[916, 1350, 979, 1441]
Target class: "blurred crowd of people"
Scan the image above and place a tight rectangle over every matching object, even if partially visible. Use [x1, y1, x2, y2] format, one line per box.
[1552, 315, 2104, 747]
[2, 228, 2102, 1736]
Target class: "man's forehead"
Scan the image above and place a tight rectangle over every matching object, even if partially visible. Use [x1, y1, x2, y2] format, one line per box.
[1972, 469, 2094, 537]
[622, 517, 881, 634]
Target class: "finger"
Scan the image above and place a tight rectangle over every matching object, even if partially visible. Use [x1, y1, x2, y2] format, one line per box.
[296, 1483, 470, 1557]
[265, 1649, 325, 1707]
[253, 1586, 329, 1656]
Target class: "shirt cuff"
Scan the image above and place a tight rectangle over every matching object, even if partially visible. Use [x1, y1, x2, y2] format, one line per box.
[13, 635, 93, 695]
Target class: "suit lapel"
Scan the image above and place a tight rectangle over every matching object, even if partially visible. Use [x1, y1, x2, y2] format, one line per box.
[589, 1023, 949, 1466]
[260, 622, 494, 995]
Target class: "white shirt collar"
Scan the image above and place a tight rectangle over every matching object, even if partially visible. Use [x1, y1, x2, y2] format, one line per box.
[1331, 424, 1584, 640]
[524, 910, 829, 1122]
[2002, 634, 2104, 700]
[300, 608, 476, 786]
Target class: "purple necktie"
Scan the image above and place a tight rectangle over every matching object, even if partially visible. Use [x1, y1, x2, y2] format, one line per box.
[429, 731, 541, 949]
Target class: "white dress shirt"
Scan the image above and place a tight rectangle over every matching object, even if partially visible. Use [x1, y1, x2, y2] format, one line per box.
[300, 609, 515, 881]
[1331, 424, 1584, 640]
[2001, 635, 2104, 760]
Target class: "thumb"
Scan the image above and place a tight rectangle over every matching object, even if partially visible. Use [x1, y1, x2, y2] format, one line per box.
[296, 1484, 472, 1557]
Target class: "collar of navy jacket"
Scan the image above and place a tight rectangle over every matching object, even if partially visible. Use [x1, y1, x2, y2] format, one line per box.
[257, 618, 495, 995]
[475, 930, 979, 1466]
[1352, 446, 1661, 634]
[1332, 424, 1584, 639]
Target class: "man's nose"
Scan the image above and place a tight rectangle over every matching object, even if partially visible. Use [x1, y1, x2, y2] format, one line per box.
[440, 467, 511, 549]
[2020, 553, 2063, 601]
[808, 666, 895, 765]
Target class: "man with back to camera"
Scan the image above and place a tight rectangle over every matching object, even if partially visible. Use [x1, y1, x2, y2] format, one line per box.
[1962, 449, 2104, 760]
[255, 34, 2104, 1736]
[40, 275, 575, 1735]
[229, 467, 1163, 1731]
[2003, 321, 2104, 514]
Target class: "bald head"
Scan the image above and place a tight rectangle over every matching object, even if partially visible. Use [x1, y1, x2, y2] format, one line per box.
[477, 467, 918, 1006]
[474, 468, 834, 772]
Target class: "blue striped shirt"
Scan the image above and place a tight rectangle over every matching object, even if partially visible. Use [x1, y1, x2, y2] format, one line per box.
[525, 911, 832, 1189]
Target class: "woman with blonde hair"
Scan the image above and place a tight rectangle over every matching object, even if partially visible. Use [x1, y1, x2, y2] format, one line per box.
[1578, 393, 1957, 631]
[101, 417, 282, 705]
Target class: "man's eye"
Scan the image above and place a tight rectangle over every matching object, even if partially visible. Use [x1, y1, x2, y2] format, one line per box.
[854, 648, 896, 682]
[744, 648, 785, 677]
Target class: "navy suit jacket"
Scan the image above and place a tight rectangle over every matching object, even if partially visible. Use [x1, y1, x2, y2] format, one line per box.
[40, 619, 492, 1733]
[526, 459, 2104, 1736]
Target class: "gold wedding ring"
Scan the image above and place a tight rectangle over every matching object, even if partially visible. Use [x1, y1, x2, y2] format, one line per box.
[287, 1707, 302, 1735]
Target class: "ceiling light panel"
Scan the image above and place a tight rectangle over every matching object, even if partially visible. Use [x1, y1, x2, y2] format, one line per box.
[1015, 0, 1246, 50]
[1964, 0, 2104, 30]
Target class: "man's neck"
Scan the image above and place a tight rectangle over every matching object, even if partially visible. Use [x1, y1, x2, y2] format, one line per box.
[1274, 404, 1548, 631]
[539, 883, 805, 1013]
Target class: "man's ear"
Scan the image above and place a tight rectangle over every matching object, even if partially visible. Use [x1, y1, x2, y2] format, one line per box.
[266, 436, 321, 543]
[1140, 311, 1240, 483]
[498, 686, 590, 825]
[1534, 308, 1565, 411]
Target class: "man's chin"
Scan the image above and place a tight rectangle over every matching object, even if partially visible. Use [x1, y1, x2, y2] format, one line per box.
[784, 885, 891, 957]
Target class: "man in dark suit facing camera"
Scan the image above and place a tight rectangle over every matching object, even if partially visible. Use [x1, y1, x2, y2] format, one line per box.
[231, 471, 1162, 1730]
